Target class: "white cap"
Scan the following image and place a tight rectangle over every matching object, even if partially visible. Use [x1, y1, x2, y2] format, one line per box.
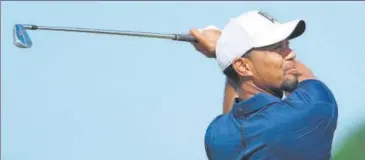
[216, 10, 306, 70]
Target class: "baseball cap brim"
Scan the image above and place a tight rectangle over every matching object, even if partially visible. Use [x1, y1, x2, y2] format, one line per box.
[253, 19, 306, 48]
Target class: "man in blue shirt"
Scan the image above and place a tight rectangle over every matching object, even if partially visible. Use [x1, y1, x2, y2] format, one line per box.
[189, 10, 338, 160]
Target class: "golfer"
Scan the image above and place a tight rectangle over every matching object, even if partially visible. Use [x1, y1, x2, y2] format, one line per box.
[190, 10, 338, 160]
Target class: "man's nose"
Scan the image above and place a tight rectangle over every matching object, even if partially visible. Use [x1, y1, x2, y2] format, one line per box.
[281, 41, 296, 60]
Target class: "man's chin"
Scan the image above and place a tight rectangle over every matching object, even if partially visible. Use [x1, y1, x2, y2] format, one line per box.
[282, 77, 298, 92]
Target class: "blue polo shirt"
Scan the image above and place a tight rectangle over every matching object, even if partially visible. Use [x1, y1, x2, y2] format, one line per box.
[205, 79, 338, 160]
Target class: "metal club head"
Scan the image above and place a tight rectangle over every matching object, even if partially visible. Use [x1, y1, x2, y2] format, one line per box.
[13, 24, 33, 48]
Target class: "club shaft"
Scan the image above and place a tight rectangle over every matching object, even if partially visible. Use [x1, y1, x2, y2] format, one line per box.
[21, 24, 191, 41]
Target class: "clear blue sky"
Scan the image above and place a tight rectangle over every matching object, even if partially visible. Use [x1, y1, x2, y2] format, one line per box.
[1, 2, 365, 160]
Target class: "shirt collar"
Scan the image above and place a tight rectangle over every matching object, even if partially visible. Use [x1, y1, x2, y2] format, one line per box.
[232, 93, 281, 118]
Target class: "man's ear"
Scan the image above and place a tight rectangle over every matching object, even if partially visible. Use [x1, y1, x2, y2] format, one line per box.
[232, 57, 253, 77]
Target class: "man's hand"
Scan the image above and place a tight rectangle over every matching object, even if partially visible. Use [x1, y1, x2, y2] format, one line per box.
[189, 26, 221, 58]
[295, 60, 316, 82]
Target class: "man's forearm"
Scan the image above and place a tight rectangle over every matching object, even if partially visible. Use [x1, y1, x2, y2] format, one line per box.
[295, 60, 316, 82]
[285, 60, 316, 97]
[223, 78, 238, 114]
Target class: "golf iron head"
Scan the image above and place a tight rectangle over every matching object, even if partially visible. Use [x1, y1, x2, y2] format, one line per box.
[13, 24, 33, 48]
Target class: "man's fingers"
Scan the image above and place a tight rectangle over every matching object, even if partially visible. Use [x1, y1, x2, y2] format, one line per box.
[190, 42, 205, 52]
[189, 27, 220, 58]
[189, 28, 212, 49]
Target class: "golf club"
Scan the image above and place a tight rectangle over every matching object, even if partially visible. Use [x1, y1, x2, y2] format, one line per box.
[13, 24, 197, 48]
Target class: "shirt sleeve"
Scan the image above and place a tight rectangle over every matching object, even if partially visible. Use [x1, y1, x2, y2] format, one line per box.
[286, 79, 337, 105]
[204, 115, 224, 160]
[204, 114, 242, 160]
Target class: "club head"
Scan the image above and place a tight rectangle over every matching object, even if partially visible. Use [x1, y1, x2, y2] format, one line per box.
[13, 24, 32, 48]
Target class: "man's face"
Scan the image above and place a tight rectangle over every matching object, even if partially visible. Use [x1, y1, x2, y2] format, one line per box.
[233, 40, 300, 96]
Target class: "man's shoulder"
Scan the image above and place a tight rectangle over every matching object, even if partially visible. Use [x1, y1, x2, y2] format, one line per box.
[206, 114, 231, 132]
[288, 79, 337, 106]
[204, 113, 242, 159]
[205, 113, 240, 139]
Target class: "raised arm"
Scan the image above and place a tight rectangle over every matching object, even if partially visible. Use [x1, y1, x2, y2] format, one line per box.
[189, 26, 238, 114]
[287, 60, 336, 106]
[295, 60, 316, 83]
[223, 78, 239, 113]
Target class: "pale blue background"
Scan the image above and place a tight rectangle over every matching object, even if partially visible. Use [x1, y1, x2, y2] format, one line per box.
[2, 1, 365, 160]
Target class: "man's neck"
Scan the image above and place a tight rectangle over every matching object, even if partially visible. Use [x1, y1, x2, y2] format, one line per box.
[238, 81, 282, 100]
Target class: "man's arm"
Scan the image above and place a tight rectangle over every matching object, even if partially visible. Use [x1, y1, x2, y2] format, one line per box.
[223, 78, 238, 113]
[287, 60, 336, 105]
[296, 60, 316, 83]
[189, 27, 238, 113]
